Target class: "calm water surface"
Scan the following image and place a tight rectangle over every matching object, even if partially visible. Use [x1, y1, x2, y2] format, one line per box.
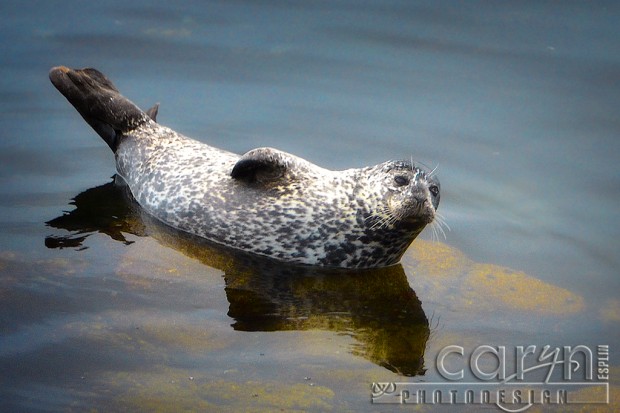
[1, 1, 619, 412]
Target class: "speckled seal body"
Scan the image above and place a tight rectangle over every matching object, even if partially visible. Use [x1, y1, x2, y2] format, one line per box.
[50, 66, 440, 268]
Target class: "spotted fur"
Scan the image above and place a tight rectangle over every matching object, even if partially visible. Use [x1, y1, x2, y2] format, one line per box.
[50, 66, 440, 268]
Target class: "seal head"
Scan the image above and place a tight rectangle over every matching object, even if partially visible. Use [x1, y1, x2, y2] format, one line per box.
[375, 160, 440, 229]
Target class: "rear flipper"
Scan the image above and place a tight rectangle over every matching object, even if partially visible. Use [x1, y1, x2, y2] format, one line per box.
[49, 66, 150, 151]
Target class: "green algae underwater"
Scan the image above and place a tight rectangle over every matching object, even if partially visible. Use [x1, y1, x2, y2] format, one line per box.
[2, 176, 596, 412]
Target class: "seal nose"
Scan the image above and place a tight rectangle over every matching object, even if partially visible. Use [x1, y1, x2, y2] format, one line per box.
[410, 192, 426, 206]
[409, 181, 429, 204]
[406, 183, 436, 223]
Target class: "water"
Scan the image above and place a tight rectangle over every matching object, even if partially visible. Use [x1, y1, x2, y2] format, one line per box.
[1, 1, 618, 411]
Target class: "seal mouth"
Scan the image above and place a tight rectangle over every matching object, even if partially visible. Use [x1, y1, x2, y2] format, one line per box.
[403, 205, 435, 225]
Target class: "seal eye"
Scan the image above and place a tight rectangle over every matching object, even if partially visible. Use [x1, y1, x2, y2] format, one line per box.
[429, 185, 439, 197]
[394, 175, 409, 186]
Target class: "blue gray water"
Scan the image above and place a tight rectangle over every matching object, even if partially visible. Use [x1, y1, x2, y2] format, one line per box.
[1, 1, 619, 412]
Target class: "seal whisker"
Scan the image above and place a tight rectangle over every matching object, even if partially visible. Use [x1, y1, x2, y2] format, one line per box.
[434, 221, 446, 240]
[434, 212, 451, 232]
[368, 205, 399, 230]
[430, 213, 450, 240]
[426, 164, 439, 179]
[429, 221, 439, 242]
[429, 222, 438, 242]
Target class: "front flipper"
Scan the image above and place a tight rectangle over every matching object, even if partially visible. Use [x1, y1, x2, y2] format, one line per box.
[231, 148, 296, 184]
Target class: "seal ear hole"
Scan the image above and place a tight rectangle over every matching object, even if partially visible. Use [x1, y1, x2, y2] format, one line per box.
[429, 185, 439, 197]
[394, 175, 409, 186]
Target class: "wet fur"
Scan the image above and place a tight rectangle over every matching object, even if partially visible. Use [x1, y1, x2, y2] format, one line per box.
[50, 66, 441, 268]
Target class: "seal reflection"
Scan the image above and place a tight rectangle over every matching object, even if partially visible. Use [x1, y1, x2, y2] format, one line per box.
[46, 177, 429, 376]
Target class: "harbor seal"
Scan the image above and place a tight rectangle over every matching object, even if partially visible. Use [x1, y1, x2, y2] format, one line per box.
[49, 66, 441, 268]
